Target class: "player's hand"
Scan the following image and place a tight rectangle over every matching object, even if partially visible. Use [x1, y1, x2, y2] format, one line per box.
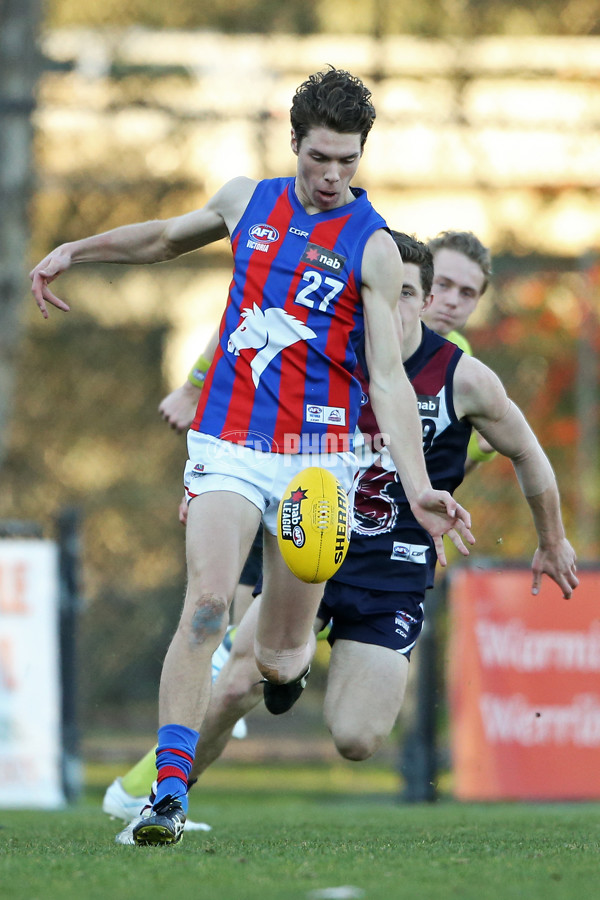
[531, 539, 578, 599]
[29, 245, 73, 318]
[159, 382, 202, 432]
[410, 489, 475, 567]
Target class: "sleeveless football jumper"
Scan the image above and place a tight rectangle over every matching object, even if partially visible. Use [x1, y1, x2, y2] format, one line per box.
[335, 325, 472, 593]
[192, 177, 387, 455]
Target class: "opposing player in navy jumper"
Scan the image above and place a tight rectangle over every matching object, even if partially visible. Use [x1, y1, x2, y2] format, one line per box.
[30, 69, 474, 844]
[317, 233, 577, 761]
[178, 231, 577, 779]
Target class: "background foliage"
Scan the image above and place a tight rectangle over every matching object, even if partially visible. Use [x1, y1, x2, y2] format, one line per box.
[46, 0, 600, 36]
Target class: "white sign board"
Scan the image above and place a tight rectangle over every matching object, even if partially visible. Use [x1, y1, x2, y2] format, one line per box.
[0, 540, 65, 808]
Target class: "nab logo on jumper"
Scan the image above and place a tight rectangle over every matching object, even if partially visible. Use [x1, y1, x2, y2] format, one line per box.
[417, 395, 440, 417]
[301, 242, 347, 275]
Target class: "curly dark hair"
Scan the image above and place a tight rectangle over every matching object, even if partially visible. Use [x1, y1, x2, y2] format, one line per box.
[290, 66, 376, 148]
[390, 231, 434, 298]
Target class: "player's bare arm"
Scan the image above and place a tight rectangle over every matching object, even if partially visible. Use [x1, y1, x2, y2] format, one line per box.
[165, 176, 257, 251]
[361, 229, 474, 565]
[454, 354, 578, 598]
[30, 176, 257, 318]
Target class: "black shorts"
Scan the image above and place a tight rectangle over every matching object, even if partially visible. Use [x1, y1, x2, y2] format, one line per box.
[240, 526, 263, 587]
[318, 579, 425, 659]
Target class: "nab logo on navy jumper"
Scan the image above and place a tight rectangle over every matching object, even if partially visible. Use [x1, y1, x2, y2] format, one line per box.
[417, 395, 440, 417]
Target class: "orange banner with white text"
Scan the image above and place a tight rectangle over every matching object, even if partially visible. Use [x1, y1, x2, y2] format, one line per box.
[448, 566, 600, 800]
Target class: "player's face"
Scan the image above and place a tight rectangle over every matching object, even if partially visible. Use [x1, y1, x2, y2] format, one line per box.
[424, 248, 485, 335]
[397, 262, 433, 354]
[292, 127, 363, 213]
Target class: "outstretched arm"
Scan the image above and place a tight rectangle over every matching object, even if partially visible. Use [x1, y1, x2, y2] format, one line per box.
[456, 355, 578, 598]
[30, 176, 257, 318]
[361, 229, 474, 566]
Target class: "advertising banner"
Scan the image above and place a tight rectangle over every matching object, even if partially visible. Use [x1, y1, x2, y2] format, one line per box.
[449, 566, 600, 800]
[0, 540, 65, 808]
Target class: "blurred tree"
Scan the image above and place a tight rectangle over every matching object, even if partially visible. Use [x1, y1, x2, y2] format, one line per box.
[0, 0, 43, 471]
[46, 0, 600, 36]
[457, 260, 599, 561]
[2, 317, 189, 724]
[46, 0, 319, 32]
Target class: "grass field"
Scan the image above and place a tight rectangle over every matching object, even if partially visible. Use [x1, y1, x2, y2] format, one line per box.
[2, 762, 599, 900]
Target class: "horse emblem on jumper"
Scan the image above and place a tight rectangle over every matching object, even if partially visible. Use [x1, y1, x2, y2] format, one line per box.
[227, 304, 317, 387]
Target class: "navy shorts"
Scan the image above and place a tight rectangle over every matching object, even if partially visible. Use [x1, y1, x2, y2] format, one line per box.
[318, 579, 425, 659]
[240, 526, 263, 587]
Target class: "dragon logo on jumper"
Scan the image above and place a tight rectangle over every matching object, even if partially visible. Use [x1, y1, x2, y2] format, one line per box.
[352, 463, 398, 536]
[280, 487, 307, 547]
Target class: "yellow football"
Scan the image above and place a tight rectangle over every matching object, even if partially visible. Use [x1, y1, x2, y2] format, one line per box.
[277, 466, 350, 584]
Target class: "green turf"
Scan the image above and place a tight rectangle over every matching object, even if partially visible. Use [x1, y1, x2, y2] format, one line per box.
[1, 765, 599, 900]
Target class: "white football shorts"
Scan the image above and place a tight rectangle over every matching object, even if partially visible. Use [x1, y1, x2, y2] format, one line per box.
[184, 431, 358, 535]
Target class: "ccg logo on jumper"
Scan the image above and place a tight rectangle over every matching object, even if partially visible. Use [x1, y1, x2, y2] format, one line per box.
[416, 395, 440, 418]
[247, 223, 280, 253]
[289, 226, 309, 238]
[301, 242, 346, 275]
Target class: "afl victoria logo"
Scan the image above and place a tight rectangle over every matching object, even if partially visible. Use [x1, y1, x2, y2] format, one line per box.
[249, 223, 279, 243]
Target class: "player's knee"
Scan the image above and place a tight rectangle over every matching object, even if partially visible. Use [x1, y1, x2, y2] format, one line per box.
[219, 675, 253, 712]
[331, 724, 382, 761]
[187, 592, 229, 645]
[254, 639, 312, 684]
[219, 659, 258, 708]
